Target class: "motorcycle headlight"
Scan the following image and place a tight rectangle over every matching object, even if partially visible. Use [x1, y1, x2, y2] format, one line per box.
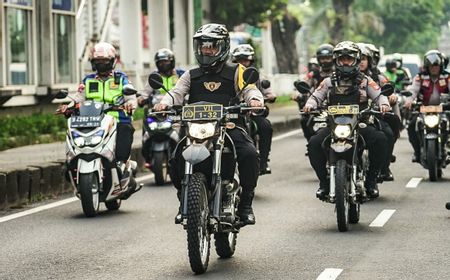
[73, 137, 85, 147]
[160, 121, 172, 129]
[424, 115, 439, 128]
[149, 122, 158, 130]
[334, 125, 352, 138]
[188, 122, 216, 140]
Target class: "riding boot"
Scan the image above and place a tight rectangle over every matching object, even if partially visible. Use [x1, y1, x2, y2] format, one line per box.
[238, 190, 256, 225]
[175, 189, 182, 224]
[365, 171, 379, 198]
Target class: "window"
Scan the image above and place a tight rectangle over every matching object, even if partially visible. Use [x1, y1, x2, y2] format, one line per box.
[52, 0, 76, 84]
[4, 5, 33, 85]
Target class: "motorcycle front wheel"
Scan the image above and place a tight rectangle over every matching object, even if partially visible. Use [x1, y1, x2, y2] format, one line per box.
[153, 152, 168, 186]
[335, 159, 350, 232]
[427, 140, 438, 182]
[186, 173, 210, 274]
[78, 173, 100, 217]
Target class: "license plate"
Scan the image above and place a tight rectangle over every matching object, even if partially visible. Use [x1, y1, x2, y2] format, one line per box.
[420, 105, 442, 113]
[327, 105, 359, 115]
[71, 116, 102, 128]
[182, 104, 223, 121]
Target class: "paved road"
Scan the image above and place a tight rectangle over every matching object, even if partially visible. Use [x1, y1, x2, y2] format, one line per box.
[1, 130, 450, 279]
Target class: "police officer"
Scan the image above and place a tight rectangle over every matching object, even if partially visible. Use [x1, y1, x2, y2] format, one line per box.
[303, 41, 390, 198]
[154, 24, 263, 225]
[232, 44, 276, 175]
[57, 42, 138, 192]
[405, 50, 450, 162]
[138, 48, 185, 167]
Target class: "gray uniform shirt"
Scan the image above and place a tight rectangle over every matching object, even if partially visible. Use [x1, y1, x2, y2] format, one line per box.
[160, 69, 264, 106]
[306, 75, 390, 109]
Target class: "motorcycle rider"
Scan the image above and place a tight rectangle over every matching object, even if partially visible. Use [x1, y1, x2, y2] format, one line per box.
[154, 23, 263, 225]
[138, 48, 185, 168]
[358, 43, 398, 181]
[231, 44, 275, 175]
[57, 42, 138, 190]
[385, 53, 411, 92]
[404, 50, 450, 162]
[303, 41, 390, 199]
[294, 43, 335, 141]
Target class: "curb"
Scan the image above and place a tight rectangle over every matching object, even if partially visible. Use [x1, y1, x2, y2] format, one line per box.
[0, 117, 300, 211]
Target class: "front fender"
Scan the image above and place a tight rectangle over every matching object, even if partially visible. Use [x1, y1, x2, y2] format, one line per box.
[425, 133, 438, 140]
[77, 158, 103, 183]
[182, 143, 210, 165]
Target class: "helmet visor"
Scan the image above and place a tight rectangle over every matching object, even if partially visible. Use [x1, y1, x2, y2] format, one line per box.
[194, 38, 226, 57]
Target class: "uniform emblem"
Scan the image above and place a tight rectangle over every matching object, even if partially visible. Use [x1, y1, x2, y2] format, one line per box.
[204, 82, 222, 92]
[109, 80, 119, 89]
[439, 79, 446, 86]
[422, 80, 430, 87]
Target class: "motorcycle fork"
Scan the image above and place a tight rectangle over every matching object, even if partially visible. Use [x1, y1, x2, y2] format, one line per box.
[181, 138, 193, 222]
[212, 128, 226, 223]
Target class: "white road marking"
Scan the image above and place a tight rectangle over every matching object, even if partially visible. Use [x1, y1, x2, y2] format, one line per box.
[0, 173, 155, 224]
[317, 268, 343, 280]
[406, 177, 422, 188]
[369, 209, 396, 227]
[272, 129, 301, 142]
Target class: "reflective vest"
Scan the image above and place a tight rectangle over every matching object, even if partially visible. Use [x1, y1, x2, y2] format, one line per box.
[85, 76, 126, 121]
[418, 73, 450, 105]
[158, 74, 179, 94]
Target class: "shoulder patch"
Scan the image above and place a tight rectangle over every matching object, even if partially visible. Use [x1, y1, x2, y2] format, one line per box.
[368, 80, 380, 90]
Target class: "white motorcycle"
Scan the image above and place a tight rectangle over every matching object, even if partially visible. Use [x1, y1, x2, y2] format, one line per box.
[56, 89, 141, 217]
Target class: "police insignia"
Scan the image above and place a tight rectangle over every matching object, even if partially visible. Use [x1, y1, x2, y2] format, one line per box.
[109, 80, 119, 89]
[204, 82, 222, 92]
[439, 79, 446, 86]
[422, 80, 430, 87]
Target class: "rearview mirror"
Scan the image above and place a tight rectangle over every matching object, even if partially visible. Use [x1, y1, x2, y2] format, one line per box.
[293, 80, 311, 94]
[55, 90, 68, 99]
[243, 67, 259, 85]
[148, 72, 164, 90]
[380, 83, 394, 96]
[123, 85, 137, 96]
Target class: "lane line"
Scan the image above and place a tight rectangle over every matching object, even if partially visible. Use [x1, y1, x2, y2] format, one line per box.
[317, 268, 343, 280]
[369, 209, 396, 227]
[0, 128, 301, 223]
[406, 177, 422, 188]
[0, 173, 155, 224]
[272, 129, 301, 142]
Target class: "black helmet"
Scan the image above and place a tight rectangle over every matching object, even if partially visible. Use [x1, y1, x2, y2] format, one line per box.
[316, 43, 334, 70]
[385, 58, 397, 72]
[365, 43, 380, 68]
[333, 41, 361, 78]
[193, 23, 230, 73]
[423, 50, 444, 73]
[154, 48, 175, 74]
[232, 44, 255, 63]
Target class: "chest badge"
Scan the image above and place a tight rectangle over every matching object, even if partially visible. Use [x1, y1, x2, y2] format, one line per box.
[422, 80, 430, 87]
[439, 79, 446, 86]
[204, 82, 222, 92]
[109, 80, 119, 89]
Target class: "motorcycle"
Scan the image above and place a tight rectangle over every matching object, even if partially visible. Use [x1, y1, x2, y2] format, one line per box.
[142, 94, 179, 185]
[147, 67, 260, 274]
[55, 89, 141, 217]
[302, 84, 394, 232]
[412, 94, 450, 181]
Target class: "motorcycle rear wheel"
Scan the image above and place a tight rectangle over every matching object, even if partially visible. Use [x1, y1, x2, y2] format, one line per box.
[214, 232, 237, 258]
[78, 173, 100, 217]
[186, 173, 210, 274]
[335, 160, 349, 232]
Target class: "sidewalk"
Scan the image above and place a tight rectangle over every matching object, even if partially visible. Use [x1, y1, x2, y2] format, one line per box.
[0, 105, 300, 170]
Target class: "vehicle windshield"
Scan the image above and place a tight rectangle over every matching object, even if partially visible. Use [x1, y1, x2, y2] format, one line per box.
[79, 101, 104, 117]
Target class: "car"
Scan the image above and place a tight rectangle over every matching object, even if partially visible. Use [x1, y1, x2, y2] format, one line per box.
[378, 53, 422, 78]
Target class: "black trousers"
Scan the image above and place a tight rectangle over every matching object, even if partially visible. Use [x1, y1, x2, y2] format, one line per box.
[116, 123, 134, 162]
[378, 119, 396, 172]
[307, 125, 387, 185]
[251, 115, 273, 167]
[170, 128, 259, 193]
